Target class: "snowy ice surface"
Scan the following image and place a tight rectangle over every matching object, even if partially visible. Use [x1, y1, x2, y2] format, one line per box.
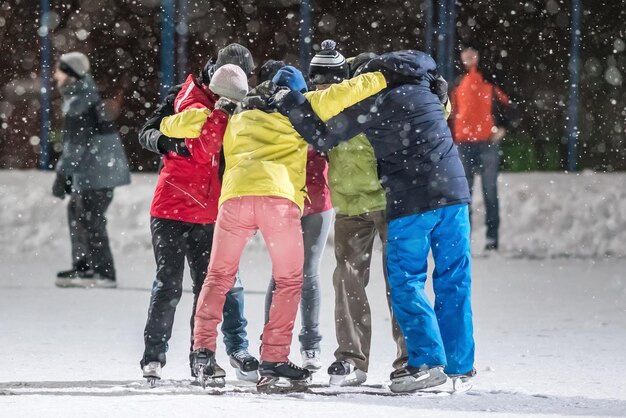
[1, 170, 625, 417]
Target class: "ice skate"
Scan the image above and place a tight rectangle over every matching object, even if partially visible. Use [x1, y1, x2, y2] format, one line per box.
[190, 348, 226, 389]
[142, 361, 161, 387]
[257, 361, 311, 394]
[301, 350, 322, 372]
[328, 360, 367, 387]
[55, 269, 96, 288]
[229, 349, 259, 382]
[448, 368, 476, 393]
[94, 275, 117, 289]
[389, 365, 447, 393]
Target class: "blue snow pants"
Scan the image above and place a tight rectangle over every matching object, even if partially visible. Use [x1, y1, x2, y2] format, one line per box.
[386, 203, 474, 375]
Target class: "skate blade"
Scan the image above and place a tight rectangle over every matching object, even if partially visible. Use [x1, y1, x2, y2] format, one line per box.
[329, 370, 367, 387]
[236, 368, 259, 383]
[206, 377, 226, 388]
[256, 377, 310, 394]
[145, 377, 160, 388]
[451, 377, 473, 393]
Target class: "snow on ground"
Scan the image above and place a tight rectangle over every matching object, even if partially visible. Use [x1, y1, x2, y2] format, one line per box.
[1, 170, 625, 417]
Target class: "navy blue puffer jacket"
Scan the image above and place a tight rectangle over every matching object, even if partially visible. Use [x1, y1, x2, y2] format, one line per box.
[279, 50, 470, 221]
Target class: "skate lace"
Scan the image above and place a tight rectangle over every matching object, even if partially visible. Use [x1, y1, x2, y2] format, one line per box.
[231, 350, 251, 361]
[287, 361, 304, 371]
[303, 350, 318, 359]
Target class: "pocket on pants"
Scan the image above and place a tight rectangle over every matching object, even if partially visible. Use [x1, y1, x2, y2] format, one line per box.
[261, 197, 301, 232]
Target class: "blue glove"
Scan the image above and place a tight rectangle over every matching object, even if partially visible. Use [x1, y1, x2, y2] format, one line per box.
[272, 66, 307, 93]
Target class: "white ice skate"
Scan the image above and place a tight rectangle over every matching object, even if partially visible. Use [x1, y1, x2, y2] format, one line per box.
[142, 361, 162, 387]
[328, 360, 367, 387]
[301, 350, 322, 372]
[389, 365, 447, 393]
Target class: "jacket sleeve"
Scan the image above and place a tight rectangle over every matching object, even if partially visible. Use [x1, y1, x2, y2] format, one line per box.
[184, 109, 229, 164]
[277, 72, 387, 153]
[159, 107, 211, 139]
[138, 90, 177, 154]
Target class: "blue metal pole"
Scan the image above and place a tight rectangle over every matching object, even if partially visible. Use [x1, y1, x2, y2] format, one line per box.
[424, 0, 433, 54]
[436, 0, 448, 79]
[176, 0, 188, 84]
[160, 0, 175, 99]
[39, 0, 51, 170]
[446, 0, 456, 81]
[299, 0, 313, 70]
[566, 0, 582, 172]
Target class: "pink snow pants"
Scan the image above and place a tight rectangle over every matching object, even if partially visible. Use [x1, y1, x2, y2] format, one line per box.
[193, 196, 304, 362]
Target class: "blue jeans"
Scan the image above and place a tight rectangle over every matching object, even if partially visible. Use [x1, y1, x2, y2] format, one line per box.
[142, 218, 248, 368]
[457, 142, 500, 242]
[264, 209, 334, 351]
[386, 204, 474, 375]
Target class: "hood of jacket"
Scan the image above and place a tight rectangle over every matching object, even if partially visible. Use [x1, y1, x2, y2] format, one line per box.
[360, 50, 437, 85]
[174, 74, 217, 113]
[60, 73, 98, 99]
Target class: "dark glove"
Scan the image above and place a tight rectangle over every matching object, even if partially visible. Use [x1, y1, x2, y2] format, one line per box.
[52, 174, 70, 199]
[429, 74, 449, 104]
[214, 97, 238, 115]
[157, 136, 191, 157]
[272, 66, 308, 93]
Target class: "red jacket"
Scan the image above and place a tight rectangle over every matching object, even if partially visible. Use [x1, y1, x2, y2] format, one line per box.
[304, 146, 332, 216]
[451, 66, 509, 143]
[150, 75, 228, 224]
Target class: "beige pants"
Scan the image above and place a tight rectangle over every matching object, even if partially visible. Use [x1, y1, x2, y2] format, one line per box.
[332, 210, 407, 372]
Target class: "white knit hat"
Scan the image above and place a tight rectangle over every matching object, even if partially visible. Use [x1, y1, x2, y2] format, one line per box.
[209, 64, 248, 102]
[59, 52, 90, 78]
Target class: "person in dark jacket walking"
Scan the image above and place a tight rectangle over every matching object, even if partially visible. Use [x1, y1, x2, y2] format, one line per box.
[273, 51, 475, 393]
[52, 52, 130, 289]
[137, 45, 259, 384]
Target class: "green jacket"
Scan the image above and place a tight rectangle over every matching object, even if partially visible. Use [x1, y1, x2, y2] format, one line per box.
[327, 133, 386, 216]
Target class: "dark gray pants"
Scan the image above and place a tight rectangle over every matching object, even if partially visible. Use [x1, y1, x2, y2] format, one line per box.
[265, 209, 334, 352]
[458, 141, 501, 242]
[142, 217, 248, 367]
[68, 188, 115, 279]
[333, 210, 408, 372]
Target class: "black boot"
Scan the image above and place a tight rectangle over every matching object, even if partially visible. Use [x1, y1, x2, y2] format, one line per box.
[229, 350, 260, 382]
[257, 361, 311, 393]
[190, 348, 226, 388]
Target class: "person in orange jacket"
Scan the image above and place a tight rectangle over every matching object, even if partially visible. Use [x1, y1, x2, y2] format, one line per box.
[450, 46, 511, 251]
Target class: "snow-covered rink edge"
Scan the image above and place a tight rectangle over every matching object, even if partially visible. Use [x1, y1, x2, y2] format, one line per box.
[1, 170, 625, 417]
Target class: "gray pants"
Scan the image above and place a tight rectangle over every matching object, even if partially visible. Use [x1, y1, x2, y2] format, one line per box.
[333, 210, 407, 372]
[68, 188, 115, 279]
[458, 141, 500, 242]
[265, 209, 334, 352]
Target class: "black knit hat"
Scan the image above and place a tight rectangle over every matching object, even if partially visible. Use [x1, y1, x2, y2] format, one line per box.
[258, 59, 286, 84]
[348, 52, 379, 78]
[216, 43, 256, 76]
[308, 40, 349, 84]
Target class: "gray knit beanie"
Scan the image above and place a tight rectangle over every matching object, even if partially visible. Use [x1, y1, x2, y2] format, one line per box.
[209, 64, 248, 102]
[59, 52, 90, 79]
[216, 43, 256, 76]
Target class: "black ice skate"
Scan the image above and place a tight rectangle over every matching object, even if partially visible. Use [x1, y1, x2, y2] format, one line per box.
[229, 350, 260, 382]
[389, 365, 448, 393]
[447, 368, 476, 392]
[142, 361, 162, 387]
[328, 360, 367, 387]
[55, 268, 95, 288]
[190, 348, 226, 389]
[257, 361, 311, 394]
